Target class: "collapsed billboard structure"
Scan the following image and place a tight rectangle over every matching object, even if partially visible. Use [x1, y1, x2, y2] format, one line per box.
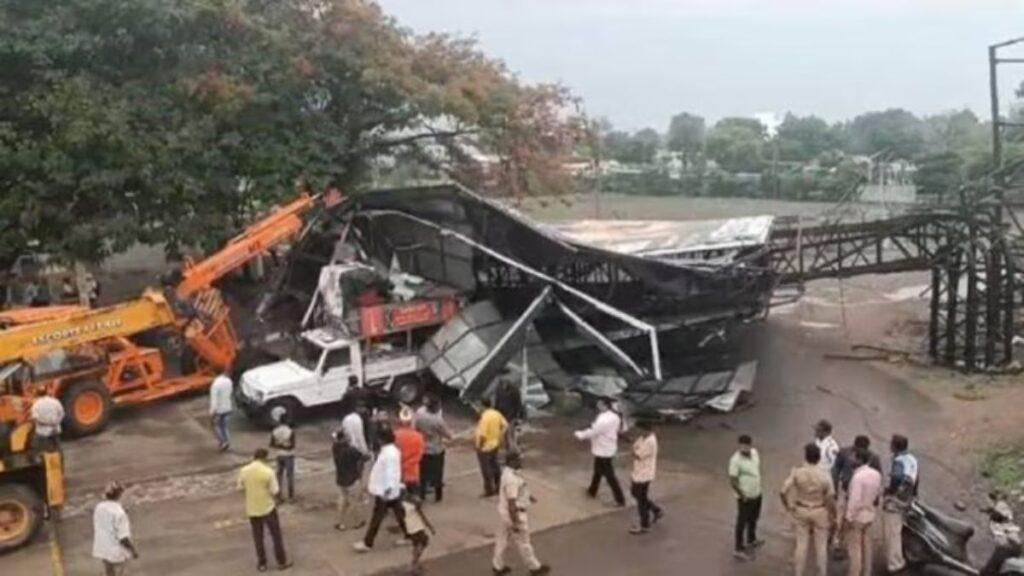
[270, 183, 776, 418]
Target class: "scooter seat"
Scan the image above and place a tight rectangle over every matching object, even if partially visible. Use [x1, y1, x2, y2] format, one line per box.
[1001, 557, 1024, 574]
[915, 501, 975, 540]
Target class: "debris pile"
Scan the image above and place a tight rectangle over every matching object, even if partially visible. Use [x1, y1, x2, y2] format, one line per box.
[267, 183, 776, 418]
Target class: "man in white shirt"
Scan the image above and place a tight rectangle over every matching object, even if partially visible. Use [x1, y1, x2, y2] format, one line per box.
[354, 427, 408, 552]
[92, 481, 139, 576]
[574, 398, 625, 507]
[209, 374, 233, 451]
[813, 420, 840, 474]
[30, 391, 65, 451]
[342, 403, 370, 457]
[342, 402, 371, 495]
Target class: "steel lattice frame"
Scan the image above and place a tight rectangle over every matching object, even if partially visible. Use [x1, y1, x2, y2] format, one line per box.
[769, 203, 1017, 371]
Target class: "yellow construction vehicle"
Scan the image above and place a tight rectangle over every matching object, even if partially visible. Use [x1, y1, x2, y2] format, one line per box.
[0, 422, 63, 553]
[0, 291, 220, 553]
[0, 191, 331, 553]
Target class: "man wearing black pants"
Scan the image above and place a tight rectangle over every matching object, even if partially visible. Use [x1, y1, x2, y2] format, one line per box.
[362, 496, 407, 548]
[416, 396, 453, 502]
[475, 399, 508, 497]
[631, 483, 663, 530]
[729, 435, 764, 561]
[575, 398, 625, 506]
[238, 449, 292, 571]
[735, 496, 763, 552]
[250, 509, 288, 569]
[588, 457, 625, 505]
[353, 428, 408, 553]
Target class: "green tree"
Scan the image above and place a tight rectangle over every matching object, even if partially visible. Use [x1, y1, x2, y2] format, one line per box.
[914, 151, 964, 201]
[843, 108, 925, 159]
[630, 128, 661, 164]
[602, 127, 660, 164]
[602, 130, 632, 163]
[922, 109, 988, 154]
[666, 112, 705, 169]
[0, 0, 582, 265]
[775, 113, 836, 161]
[705, 117, 766, 173]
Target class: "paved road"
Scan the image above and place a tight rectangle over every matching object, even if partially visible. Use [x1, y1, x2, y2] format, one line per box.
[390, 318, 986, 576]
[400, 492, 792, 576]
[3, 290, 989, 576]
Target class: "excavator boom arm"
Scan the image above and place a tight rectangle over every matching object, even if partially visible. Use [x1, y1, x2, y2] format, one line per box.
[175, 193, 318, 299]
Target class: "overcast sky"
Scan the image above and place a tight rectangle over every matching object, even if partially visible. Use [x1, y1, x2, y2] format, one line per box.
[377, 0, 1024, 131]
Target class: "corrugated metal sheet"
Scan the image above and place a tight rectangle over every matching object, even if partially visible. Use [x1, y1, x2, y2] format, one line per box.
[547, 216, 774, 262]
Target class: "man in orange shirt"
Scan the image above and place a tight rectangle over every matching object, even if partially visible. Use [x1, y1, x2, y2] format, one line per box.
[394, 407, 425, 496]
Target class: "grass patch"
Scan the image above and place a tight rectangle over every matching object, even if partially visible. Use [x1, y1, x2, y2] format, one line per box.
[954, 388, 988, 401]
[984, 447, 1024, 494]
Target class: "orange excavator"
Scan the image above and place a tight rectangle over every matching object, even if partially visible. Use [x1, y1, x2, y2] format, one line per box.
[0, 192, 324, 436]
[0, 191, 332, 553]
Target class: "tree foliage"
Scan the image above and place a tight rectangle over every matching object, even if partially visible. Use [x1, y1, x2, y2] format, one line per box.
[842, 108, 925, 159]
[665, 112, 704, 167]
[775, 113, 835, 162]
[0, 0, 582, 263]
[705, 117, 766, 173]
[603, 127, 660, 164]
[914, 151, 963, 200]
[922, 109, 987, 154]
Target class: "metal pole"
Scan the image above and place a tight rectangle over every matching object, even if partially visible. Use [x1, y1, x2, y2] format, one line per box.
[1004, 248, 1016, 364]
[521, 335, 529, 395]
[928, 265, 940, 360]
[990, 44, 1004, 186]
[945, 249, 960, 366]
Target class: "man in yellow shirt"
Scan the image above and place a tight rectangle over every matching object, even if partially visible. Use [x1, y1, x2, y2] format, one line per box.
[476, 398, 508, 497]
[238, 448, 292, 572]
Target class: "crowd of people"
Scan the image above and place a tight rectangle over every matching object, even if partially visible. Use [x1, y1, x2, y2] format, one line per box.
[729, 419, 920, 576]
[85, 372, 924, 576]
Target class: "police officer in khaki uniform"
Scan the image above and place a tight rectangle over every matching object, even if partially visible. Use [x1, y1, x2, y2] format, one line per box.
[780, 443, 836, 576]
[492, 452, 550, 576]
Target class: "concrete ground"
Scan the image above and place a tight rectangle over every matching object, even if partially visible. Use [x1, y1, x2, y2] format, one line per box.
[2, 271, 1015, 576]
[402, 303, 976, 576]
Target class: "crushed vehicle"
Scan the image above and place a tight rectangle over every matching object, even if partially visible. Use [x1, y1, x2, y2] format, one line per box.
[239, 263, 460, 425]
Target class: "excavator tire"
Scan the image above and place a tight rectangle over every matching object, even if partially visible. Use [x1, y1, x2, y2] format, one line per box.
[62, 380, 113, 437]
[0, 484, 43, 554]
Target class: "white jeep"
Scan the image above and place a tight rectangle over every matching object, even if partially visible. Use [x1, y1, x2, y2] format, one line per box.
[237, 327, 424, 425]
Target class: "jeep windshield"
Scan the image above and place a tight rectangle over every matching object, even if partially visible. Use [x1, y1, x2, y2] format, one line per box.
[295, 340, 323, 370]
